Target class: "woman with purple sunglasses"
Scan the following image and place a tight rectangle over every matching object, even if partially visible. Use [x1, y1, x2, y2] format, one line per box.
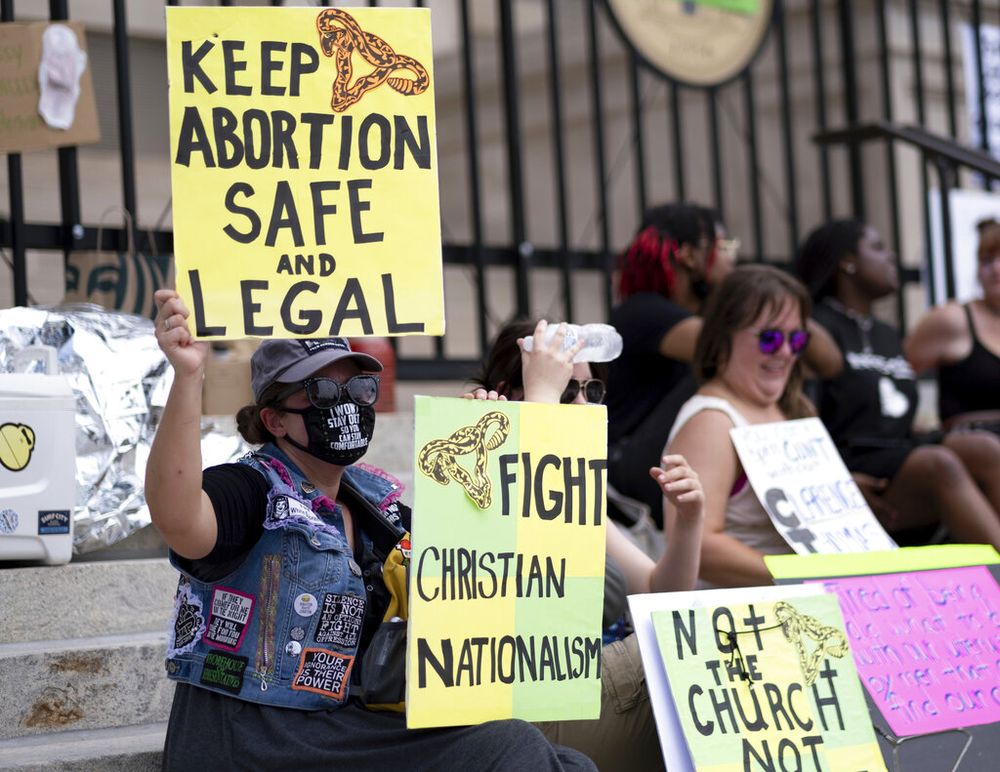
[663, 264, 819, 587]
[796, 220, 1000, 554]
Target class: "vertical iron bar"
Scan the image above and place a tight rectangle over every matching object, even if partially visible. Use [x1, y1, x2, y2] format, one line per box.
[876, 0, 905, 327]
[707, 88, 724, 222]
[50, 0, 81, 265]
[545, 0, 574, 322]
[940, 0, 958, 138]
[909, 0, 933, 320]
[586, 0, 613, 315]
[629, 53, 647, 216]
[936, 160, 957, 300]
[113, 0, 138, 228]
[742, 72, 764, 262]
[775, 8, 799, 258]
[971, 0, 993, 190]
[838, 0, 865, 219]
[499, 0, 530, 317]
[809, 0, 833, 220]
[909, 0, 927, 125]
[972, 0, 989, 152]
[670, 83, 685, 201]
[1, 0, 26, 305]
[460, 0, 489, 354]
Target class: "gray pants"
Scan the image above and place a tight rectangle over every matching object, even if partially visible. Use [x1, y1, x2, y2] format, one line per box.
[535, 634, 664, 772]
[163, 683, 596, 771]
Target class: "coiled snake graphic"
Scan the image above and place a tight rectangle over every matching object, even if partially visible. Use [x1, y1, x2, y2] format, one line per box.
[417, 411, 510, 509]
[773, 601, 849, 686]
[316, 9, 430, 113]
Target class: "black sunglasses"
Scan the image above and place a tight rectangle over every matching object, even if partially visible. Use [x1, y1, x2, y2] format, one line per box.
[560, 378, 606, 404]
[274, 374, 380, 409]
[747, 328, 810, 356]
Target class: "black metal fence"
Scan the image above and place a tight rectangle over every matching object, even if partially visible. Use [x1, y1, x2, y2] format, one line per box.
[3, 0, 1000, 378]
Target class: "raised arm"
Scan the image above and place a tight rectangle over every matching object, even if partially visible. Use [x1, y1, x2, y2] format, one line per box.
[665, 409, 773, 587]
[519, 320, 584, 403]
[646, 453, 704, 592]
[903, 301, 968, 373]
[144, 289, 218, 559]
[658, 316, 702, 361]
[602, 454, 704, 595]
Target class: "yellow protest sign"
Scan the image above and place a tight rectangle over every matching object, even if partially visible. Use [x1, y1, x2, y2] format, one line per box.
[165, 7, 442, 339]
[765, 544, 1000, 580]
[651, 593, 887, 771]
[407, 397, 607, 728]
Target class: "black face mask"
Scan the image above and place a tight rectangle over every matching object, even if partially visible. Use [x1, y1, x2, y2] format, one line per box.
[283, 401, 376, 466]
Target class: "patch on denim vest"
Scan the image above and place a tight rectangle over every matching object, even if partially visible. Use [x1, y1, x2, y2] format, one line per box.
[266, 491, 341, 539]
[292, 648, 353, 700]
[315, 593, 366, 648]
[168, 581, 205, 657]
[200, 650, 248, 695]
[205, 587, 255, 651]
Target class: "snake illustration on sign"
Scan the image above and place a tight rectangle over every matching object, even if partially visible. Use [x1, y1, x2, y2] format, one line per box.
[773, 600, 849, 687]
[316, 9, 430, 113]
[604, 0, 775, 87]
[416, 411, 510, 509]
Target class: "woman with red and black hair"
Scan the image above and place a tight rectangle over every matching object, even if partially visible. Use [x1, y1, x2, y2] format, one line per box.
[606, 204, 722, 526]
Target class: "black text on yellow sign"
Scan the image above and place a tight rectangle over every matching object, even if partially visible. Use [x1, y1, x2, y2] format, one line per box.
[166, 7, 443, 339]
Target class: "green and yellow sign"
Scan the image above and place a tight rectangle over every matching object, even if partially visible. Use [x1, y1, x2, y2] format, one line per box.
[407, 397, 607, 728]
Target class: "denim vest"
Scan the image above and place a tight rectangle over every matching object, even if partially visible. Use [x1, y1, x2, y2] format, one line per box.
[164, 445, 406, 710]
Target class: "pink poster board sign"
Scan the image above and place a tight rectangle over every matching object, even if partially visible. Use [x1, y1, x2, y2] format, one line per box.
[808, 566, 1000, 736]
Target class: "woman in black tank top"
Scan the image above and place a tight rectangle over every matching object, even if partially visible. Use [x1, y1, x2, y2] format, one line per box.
[905, 217, 1000, 434]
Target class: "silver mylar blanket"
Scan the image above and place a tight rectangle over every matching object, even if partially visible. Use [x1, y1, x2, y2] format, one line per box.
[0, 304, 249, 554]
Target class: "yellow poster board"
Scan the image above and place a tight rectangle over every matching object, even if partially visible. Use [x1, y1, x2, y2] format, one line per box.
[651, 593, 887, 771]
[407, 397, 607, 728]
[165, 7, 443, 339]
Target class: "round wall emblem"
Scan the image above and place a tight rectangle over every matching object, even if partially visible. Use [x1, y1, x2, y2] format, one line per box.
[604, 0, 775, 87]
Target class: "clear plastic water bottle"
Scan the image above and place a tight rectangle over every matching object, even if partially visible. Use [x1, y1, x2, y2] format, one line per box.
[522, 322, 622, 363]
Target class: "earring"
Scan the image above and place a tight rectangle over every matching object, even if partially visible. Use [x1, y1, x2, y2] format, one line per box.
[844, 264, 857, 275]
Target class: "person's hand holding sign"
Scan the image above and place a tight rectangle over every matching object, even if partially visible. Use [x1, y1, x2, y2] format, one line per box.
[154, 288, 209, 381]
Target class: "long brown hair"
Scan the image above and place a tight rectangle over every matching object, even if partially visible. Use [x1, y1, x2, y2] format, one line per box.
[695, 264, 815, 419]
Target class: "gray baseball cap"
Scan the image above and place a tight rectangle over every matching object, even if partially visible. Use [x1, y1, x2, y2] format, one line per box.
[250, 338, 383, 403]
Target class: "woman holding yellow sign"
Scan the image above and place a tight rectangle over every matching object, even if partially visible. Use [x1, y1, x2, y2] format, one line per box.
[145, 290, 596, 771]
[466, 318, 706, 772]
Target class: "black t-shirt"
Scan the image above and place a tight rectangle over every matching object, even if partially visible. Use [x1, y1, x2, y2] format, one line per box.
[607, 292, 692, 443]
[812, 299, 918, 475]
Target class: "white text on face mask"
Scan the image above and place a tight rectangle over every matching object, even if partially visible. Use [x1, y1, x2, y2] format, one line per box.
[326, 403, 366, 451]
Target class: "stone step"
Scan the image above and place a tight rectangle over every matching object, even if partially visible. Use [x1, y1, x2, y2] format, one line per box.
[0, 632, 173, 741]
[0, 722, 166, 772]
[1, 559, 178, 644]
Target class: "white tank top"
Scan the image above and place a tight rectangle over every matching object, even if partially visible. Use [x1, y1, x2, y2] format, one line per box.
[667, 395, 792, 587]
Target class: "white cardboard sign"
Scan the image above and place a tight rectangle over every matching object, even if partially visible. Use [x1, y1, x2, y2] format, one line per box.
[729, 417, 897, 555]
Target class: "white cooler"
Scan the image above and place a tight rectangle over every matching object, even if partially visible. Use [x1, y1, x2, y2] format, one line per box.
[0, 345, 77, 565]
